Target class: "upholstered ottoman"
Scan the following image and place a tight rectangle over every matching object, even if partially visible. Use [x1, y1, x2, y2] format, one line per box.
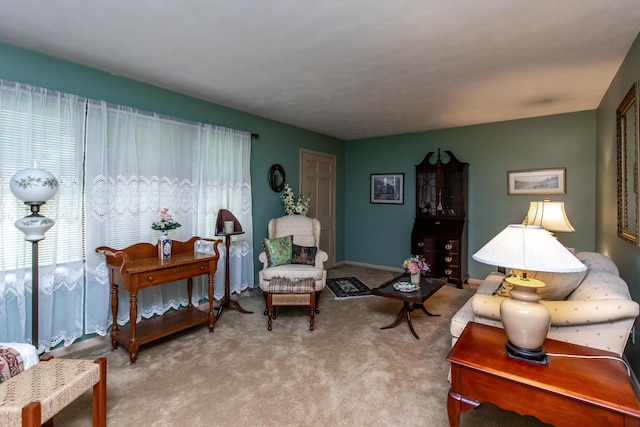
[0, 357, 106, 427]
[267, 277, 316, 331]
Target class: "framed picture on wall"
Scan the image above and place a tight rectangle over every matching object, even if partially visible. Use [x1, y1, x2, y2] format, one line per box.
[370, 173, 404, 204]
[507, 168, 566, 195]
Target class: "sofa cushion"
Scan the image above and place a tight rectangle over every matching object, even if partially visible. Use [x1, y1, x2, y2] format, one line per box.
[261, 263, 325, 281]
[262, 235, 293, 267]
[291, 244, 317, 266]
[575, 252, 619, 276]
[568, 271, 631, 301]
[506, 269, 587, 301]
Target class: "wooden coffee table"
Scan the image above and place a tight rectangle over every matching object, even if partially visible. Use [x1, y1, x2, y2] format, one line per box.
[372, 274, 447, 339]
[447, 322, 640, 427]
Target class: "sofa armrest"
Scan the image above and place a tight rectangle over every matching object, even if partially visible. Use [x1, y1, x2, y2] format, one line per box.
[471, 294, 640, 326]
[541, 299, 640, 325]
[471, 294, 503, 321]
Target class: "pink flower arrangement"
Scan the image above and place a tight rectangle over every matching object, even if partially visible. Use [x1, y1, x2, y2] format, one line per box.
[151, 208, 181, 231]
[403, 255, 429, 275]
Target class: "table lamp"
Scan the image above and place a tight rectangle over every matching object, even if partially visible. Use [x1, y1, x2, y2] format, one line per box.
[472, 224, 586, 364]
[10, 162, 59, 352]
[524, 198, 575, 232]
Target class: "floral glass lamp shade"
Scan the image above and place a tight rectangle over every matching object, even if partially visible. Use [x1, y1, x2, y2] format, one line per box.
[472, 224, 587, 364]
[10, 162, 58, 242]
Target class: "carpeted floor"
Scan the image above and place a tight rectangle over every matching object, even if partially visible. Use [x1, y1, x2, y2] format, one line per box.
[52, 264, 549, 426]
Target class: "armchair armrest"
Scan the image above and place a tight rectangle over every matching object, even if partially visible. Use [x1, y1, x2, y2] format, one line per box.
[470, 294, 640, 326]
[259, 251, 268, 267]
[314, 249, 328, 269]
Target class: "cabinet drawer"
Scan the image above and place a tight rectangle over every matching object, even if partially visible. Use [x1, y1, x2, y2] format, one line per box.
[137, 261, 210, 288]
[444, 266, 460, 278]
[416, 239, 440, 251]
[443, 254, 459, 265]
[443, 240, 459, 252]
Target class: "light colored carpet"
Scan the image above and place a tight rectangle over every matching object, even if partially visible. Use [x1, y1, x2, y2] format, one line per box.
[52, 265, 549, 426]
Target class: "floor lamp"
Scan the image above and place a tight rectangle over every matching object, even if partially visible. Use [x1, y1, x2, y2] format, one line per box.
[10, 163, 58, 352]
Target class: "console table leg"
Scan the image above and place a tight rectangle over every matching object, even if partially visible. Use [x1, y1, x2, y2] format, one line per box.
[207, 273, 215, 333]
[129, 291, 139, 363]
[110, 274, 119, 350]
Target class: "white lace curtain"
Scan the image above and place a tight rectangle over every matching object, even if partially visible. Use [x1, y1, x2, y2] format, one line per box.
[0, 81, 254, 350]
[84, 101, 254, 333]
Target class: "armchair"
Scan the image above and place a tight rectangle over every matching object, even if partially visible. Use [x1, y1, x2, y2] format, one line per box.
[258, 215, 328, 315]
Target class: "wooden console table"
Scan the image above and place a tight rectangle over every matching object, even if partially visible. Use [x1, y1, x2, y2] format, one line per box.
[96, 236, 221, 363]
[448, 322, 640, 427]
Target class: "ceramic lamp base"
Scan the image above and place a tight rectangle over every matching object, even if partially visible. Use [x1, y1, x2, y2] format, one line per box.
[500, 276, 551, 365]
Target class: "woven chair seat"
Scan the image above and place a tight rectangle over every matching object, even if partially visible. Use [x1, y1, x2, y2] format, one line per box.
[0, 358, 106, 427]
[268, 277, 315, 294]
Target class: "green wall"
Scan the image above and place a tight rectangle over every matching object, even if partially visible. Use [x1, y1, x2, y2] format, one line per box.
[346, 111, 597, 280]
[0, 42, 346, 280]
[596, 32, 640, 372]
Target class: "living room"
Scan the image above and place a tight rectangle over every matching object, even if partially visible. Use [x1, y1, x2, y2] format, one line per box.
[1, 2, 640, 425]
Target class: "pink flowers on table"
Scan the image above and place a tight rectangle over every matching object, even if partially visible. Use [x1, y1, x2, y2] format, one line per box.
[403, 255, 429, 275]
[151, 208, 182, 231]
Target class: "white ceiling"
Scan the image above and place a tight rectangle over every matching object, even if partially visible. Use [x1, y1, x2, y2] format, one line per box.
[0, 1, 639, 140]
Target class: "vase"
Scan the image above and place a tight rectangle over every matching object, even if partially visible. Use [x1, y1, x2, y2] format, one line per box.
[158, 230, 172, 260]
[411, 273, 421, 284]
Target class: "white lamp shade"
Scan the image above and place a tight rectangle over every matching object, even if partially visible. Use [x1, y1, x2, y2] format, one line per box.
[472, 224, 586, 273]
[526, 200, 575, 232]
[10, 166, 59, 204]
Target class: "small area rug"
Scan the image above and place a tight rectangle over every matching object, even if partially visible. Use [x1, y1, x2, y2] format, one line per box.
[326, 276, 372, 299]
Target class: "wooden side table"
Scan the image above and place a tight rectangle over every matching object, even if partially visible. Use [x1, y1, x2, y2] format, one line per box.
[215, 231, 253, 317]
[447, 322, 640, 427]
[371, 274, 447, 339]
[96, 237, 221, 363]
[214, 208, 252, 318]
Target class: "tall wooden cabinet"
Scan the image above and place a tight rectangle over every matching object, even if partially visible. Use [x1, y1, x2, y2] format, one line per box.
[411, 149, 468, 287]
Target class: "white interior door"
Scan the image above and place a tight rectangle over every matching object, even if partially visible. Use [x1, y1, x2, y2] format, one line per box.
[300, 149, 336, 268]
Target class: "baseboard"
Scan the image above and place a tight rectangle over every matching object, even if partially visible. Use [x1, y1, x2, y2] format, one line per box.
[336, 260, 404, 273]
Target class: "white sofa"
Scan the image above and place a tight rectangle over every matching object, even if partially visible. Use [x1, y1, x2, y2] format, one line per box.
[450, 252, 639, 356]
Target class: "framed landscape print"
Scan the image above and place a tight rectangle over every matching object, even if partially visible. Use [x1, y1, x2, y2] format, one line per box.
[370, 173, 404, 204]
[507, 168, 566, 195]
